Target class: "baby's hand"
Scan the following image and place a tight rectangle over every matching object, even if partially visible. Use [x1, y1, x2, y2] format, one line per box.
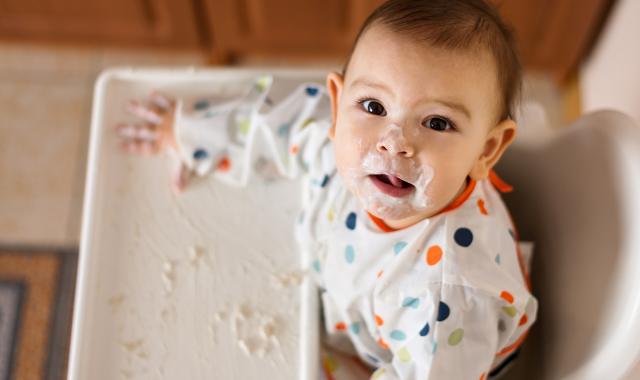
[116, 91, 191, 192]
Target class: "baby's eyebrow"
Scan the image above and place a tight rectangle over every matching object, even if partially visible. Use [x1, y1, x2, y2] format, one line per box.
[350, 77, 471, 120]
[431, 99, 471, 120]
[351, 78, 393, 95]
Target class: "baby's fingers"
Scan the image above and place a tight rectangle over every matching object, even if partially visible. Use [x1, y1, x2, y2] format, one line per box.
[126, 100, 163, 125]
[116, 122, 159, 141]
[168, 149, 191, 193]
[149, 91, 175, 111]
[120, 139, 161, 155]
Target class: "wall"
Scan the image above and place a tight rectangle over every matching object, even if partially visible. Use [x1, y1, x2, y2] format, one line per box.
[580, 0, 640, 124]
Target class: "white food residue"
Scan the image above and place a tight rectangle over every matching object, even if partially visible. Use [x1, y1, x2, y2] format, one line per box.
[223, 303, 282, 358]
[270, 270, 306, 288]
[161, 260, 176, 296]
[108, 293, 125, 313]
[188, 245, 205, 267]
[120, 338, 144, 353]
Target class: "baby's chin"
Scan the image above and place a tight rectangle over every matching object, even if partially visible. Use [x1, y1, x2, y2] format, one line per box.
[364, 200, 434, 227]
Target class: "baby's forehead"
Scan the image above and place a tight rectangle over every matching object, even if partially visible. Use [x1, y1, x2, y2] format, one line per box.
[348, 27, 504, 122]
[350, 25, 497, 78]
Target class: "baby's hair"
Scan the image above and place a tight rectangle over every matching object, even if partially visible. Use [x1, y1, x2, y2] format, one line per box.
[344, 0, 522, 122]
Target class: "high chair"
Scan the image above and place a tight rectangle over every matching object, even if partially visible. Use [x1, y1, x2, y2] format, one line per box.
[495, 109, 640, 380]
[67, 68, 640, 380]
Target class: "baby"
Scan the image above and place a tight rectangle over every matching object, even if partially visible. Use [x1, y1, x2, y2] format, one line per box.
[118, 0, 538, 379]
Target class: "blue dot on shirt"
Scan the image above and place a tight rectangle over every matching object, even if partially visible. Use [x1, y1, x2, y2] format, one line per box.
[320, 174, 330, 188]
[419, 322, 430, 337]
[454, 227, 473, 247]
[437, 301, 450, 322]
[350, 322, 360, 335]
[193, 149, 209, 160]
[277, 123, 291, 138]
[305, 86, 319, 97]
[346, 212, 357, 230]
[390, 330, 406, 341]
[344, 245, 355, 264]
[393, 241, 408, 255]
[194, 99, 210, 110]
[402, 297, 420, 309]
[365, 354, 379, 363]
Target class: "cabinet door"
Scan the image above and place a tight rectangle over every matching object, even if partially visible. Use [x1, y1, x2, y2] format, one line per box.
[203, 0, 384, 62]
[493, 0, 614, 82]
[0, 0, 203, 48]
[204, 0, 613, 82]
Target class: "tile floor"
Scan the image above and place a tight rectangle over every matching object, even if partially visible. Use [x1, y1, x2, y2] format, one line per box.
[0, 43, 565, 247]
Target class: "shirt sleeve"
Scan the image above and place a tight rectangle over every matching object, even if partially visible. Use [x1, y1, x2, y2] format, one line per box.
[371, 283, 537, 380]
[172, 75, 332, 187]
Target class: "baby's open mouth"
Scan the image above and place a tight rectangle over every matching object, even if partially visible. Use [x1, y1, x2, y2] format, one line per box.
[374, 174, 412, 188]
[369, 174, 415, 197]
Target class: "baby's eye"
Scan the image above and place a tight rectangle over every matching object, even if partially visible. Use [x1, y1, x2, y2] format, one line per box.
[422, 116, 454, 132]
[360, 99, 387, 116]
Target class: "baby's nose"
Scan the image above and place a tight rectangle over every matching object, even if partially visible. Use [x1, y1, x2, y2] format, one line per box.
[376, 138, 415, 157]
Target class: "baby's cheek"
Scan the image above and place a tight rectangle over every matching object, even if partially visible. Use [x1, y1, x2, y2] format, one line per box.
[436, 172, 469, 207]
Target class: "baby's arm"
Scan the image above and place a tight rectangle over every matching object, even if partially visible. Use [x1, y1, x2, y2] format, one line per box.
[115, 77, 331, 193]
[116, 92, 192, 192]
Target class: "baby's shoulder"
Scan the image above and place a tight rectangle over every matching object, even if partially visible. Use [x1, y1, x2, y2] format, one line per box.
[433, 179, 527, 294]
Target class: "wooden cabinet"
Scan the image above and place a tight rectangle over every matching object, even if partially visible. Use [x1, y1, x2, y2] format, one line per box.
[202, 0, 384, 62]
[200, 0, 614, 81]
[0, 0, 614, 81]
[0, 0, 203, 48]
[492, 0, 615, 81]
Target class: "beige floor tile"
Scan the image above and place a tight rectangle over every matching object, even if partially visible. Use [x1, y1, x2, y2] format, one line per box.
[0, 43, 98, 76]
[0, 78, 92, 245]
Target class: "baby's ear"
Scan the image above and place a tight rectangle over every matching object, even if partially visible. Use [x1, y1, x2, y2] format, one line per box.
[326, 72, 344, 140]
[469, 119, 517, 180]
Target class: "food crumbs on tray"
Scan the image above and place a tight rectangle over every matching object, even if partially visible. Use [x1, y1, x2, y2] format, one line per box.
[119, 338, 144, 353]
[230, 303, 282, 358]
[161, 260, 176, 296]
[213, 310, 227, 322]
[108, 294, 126, 312]
[188, 245, 205, 266]
[270, 270, 306, 288]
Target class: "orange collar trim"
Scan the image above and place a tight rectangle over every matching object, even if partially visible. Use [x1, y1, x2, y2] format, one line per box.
[366, 176, 477, 233]
[489, 169, 513, 193]
[367, 212, 398, 233]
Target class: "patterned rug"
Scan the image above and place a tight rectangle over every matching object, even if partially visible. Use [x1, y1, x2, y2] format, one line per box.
[0, 246, 77, 380]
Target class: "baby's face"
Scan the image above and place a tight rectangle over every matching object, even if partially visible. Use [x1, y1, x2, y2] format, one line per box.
[327, 24, 515, 229]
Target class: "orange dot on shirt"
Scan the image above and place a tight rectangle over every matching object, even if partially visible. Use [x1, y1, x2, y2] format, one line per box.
[426, 245, 443, 266]
[217, 157, 231, 172]
[500, 290, 515, 304]
[477, 198, 489, 215]
[375, 314, 384, 326]
[290, 145, 299, 155]
[376, 269, 383, 278]
[335, 322, 346, 331]
[479, 373, 486, 380]
[518, 314, 528, 326]
[377, 338, 389, 350]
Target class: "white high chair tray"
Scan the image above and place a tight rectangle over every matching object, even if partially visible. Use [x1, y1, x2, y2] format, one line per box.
[67, 68, 328, 380]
